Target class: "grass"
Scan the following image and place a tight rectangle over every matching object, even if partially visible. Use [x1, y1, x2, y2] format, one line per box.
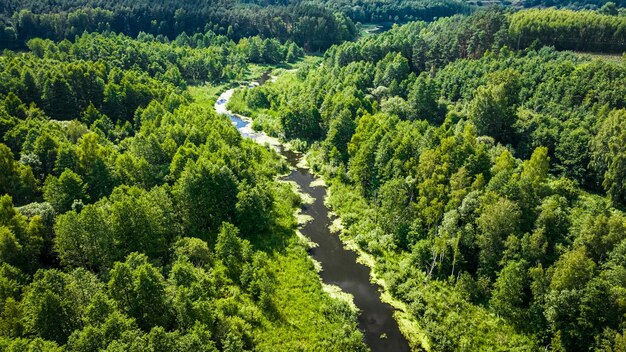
[187, 55, 321, 110]
[187, 84, 229, 108]
[254, 239, 365, 351]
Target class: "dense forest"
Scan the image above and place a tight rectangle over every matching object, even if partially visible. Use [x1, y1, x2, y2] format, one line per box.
[524, 0, 626, 11]
[0, 28, 368, 351]
[1, 0, 626, 350]
[0, 0, 358, 51]
[309, 0, 470, 22]
[229, 8, 626, 351]
[2, 0, 624, 51]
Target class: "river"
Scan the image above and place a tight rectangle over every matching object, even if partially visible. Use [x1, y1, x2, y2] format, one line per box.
[215, 83, 411, 352]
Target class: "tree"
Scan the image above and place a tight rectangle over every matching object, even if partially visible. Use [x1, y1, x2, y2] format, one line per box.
[521, 147, 550, 189]
[172, 237, 212, 268]
[0, 143, 37, 205]
[42, 74, 77, 120]
[550, 247, 595, 292]
[0, 228, 23, 269]
[477, 196, 521, 277]
[490, 260, 529, 329]
[54, 204, 115, 270]
[43, 169, 87, 213]
[3, 93, 26, 119]
[76, 132, 115, 200]
[235, 182, 274, 238]
[373, 53, 410, 88]
[324, 109, 356, 164]
[279, 106, 323, 141]
[408, 73, 445, 124]
[0, 195, 44, 272]
[108, 253, 172, 331]
[33, 132, 59, 176]
[54, 143, 80, 176]
[591, 109, 626, 206]
[0, 263, 27, 310]
[21, 270, 80, 344]
[244, 88, 269, 110]
[469, 72, 521, 144]
[577, 212, 626, 263]
[108, 186, 175, 260]
[81, 103, 106, 126]
[380, 96, 413, 121]
[66, 311, 137, 352]
[174, 158, 238, 239]
[378, 178, 415, 248]
[215, 223, 249, 281]
[599, 2, 618, 16]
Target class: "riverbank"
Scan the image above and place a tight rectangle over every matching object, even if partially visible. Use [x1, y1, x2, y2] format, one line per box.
[211, 75, 411, 351]
[214, 69, 426, 351]
[325, 184, 430, 351]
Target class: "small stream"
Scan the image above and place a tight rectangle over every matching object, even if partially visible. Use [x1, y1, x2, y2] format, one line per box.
[215, 83, 411, 352]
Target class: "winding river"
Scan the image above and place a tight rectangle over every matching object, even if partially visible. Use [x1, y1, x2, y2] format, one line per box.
[215, 81, 411, 352]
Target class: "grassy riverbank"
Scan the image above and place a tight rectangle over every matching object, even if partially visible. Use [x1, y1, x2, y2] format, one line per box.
[185, 71, 368, 351]
[188, 56, 321, 110]
[216, 69, 426, 350]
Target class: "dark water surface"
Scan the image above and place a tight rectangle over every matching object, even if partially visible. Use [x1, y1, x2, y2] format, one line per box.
[281, 149, 411, 352]
[217, 90, 411, 352]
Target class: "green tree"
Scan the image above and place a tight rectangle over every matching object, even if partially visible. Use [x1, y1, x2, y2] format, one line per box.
[108, 253, 172, 331]
[33, 132, 59, 177]
[469, 72, 520, 144]
[490, 260, 529, 329]
[521, 146, 550, 189]
[54, 143, 79, 176]
[174, 158, 238, 239]
[108, 186, 176, 260]
[477, 196, 521, 277]
[0, 228, 23, 269]
[43, 169, 87, 213]
[81, 103, 105, 126]
[279, 106, 323, 141]
[591, 109, 626, 206]
[408, 73, 445, 124]
[22, 270, 80, 344]
[550, 247, 595, 292]
[599, 2, 618, 16]
[215, 223, 249, 281]
[42, 74, 77, 120]
[54, 204, 115, 270]
[235, 182, 274, 238]
[0, 195, 44, 272]
[76, 132, 115, 200]
[0, 144, 37, 205]
[172, 237, 212, 268]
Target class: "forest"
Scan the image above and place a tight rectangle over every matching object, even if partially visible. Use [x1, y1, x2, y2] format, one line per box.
[0, 0, 358, 51]
[0, 25, 368, 351]
[1, 0, 626, 350]
[228, 7, 626, 351]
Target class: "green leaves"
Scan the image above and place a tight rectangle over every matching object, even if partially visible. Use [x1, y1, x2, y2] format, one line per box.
[43, 169, 87, 214]
[469, 77, 519, 144]
[174, 159, 238, 240]
[591, 109, 626, 207]
[215, 223, 250, 282]
[108, 253, 173, 331]
[0, 144, 37, 205]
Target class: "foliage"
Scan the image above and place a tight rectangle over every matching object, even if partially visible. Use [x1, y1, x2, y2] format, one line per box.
[233, 9, 626, 351]
[0, 15, 365, 351]
[0, 0, 356, 51]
